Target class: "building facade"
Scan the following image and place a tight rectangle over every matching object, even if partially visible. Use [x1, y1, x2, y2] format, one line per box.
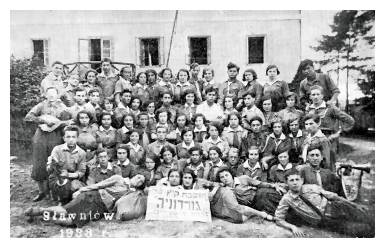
[11, 10, 302, 82]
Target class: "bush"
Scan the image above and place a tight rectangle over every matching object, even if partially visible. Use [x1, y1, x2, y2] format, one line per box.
[10, 56, 48, 159]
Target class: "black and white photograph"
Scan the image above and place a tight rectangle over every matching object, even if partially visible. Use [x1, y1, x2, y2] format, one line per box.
[9, 6, 377, 239]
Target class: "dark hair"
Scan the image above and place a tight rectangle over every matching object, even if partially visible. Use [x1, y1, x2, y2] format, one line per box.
[182, 168, 197, 185]
[242, 68, 258, 81]
[98, 111, 113, 126]
[85, 69, 98, 81]
[204, 85, 218, 95]
[249, 116, 263, 126]
[270, 118, 283, 130]
[121, 112, 136, 128]
[63, 125, 80, 137]
[51, 61, 63, 67]
[215, 167, 234, 183]
[202, 67, 214, 77]
[181, 127, 195, 140]
[207, 122, 223, 136]
[303, 113, 321, 125]
[167, 169, 182, 184]
[155, 108, 172, 123]
[208, 146, 223, 158]
[120, 66, 134, 77]
[190, 63, 200, 70]
[307, 145, 323, 155]
[243, 91, 256, 99]
[175, 112, 189, 127]
[177, 69, 191, 81]
[265, 64, 280, 75]
[227, 62, 240, 72]
[136, 71, 148, 84]
[299, 59, 314, 72]
[127, 128, 143, 141]
[188, 146, 203, 156]
[158, 67, 173, 79]
[285, 92, 299, 105]
[145, 69, 158, 79]
[225, 111, 242, 127]
[160, 145, 176, 157]
[192, 113, 206, 124]
[101, 58, 112, 65]
[141, 153, 160, 171]
[130, 96, 143, 109]
[75, 110, 94, 126]
[134, 173, 148, 191]
[96, 147, 108, 156]
[222, 94, 237, 109]
[160, 90, 174, 99]
[116, 144, 130, 157]
[182, 88, 198, 105]
[284, 168, 303, 181]
[88, 88, 100, 96]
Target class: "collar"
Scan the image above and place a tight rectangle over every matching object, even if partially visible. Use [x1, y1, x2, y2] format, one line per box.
[117, 102, 130, 110]
[289, 130, 303, 138]
[188, 162, 205, 171]
[244, 105, 257, 112]
[269, 133, 286, 140]
[117, 159, 130, 167]
[277, 163, 293, 171]
[309, 101, 327, 110]
[305, 73, 321, 84]
[97, 162, 113, 172]
[120, 77, 131, 83]
[265, 78, 280, 86]
[228, 126, 244, 132]
[128, 142, 142, 152]
[185, 103, 195, 108]
[210, 159, 224, 168]
[158, 80, 171, 87]
[182, 141, 195, 149]
[194, 125, 207, 132]
[121, 126, 131, 133]
[63, 144, 81, 153]
[243, 160, 261, 170]
[156, 122, 169, 129]
[135, 83, 147, 89]
[203, 79, 216, 85]
[148, 113, 155, 118]
[310, 129, 325, 138]
[99, 71, 116, 78]
[99, 125, 114, 132]
[176, 81, 191, 87]
[207, 137, 223, 144]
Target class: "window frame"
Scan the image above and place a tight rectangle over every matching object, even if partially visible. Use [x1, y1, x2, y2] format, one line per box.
[246, 35, 266, 65]
[77, 37, 114, 62]
[136, 36, 165, 68]
[187, 36, 211, 66]
[31, 38, 49, 66]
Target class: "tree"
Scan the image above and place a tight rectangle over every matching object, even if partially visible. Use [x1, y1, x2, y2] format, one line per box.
[311, 10, 375, 111]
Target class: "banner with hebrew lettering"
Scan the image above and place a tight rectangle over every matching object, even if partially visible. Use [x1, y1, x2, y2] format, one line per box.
[145, 186, 212, 223]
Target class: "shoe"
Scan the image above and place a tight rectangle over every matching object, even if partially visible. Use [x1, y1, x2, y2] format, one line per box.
[24, 207, 41, 217]
[32, 193, 46, 202]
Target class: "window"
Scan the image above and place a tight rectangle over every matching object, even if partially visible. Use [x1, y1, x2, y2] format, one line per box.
[188, 37, 211, 65]
[248, 36, 265, 64]
[78, 38, 113, 69]
[137, 37, 164, 67]
[32, 39, 49, 65]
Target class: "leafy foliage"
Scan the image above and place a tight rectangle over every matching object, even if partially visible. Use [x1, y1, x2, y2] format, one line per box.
[10, 56, 48, 158]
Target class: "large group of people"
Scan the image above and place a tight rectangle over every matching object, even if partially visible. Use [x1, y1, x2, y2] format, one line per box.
[23, 58, 374, 237]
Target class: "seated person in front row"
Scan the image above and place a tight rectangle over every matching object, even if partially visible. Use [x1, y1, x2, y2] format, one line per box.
[274, 170, 374, 237]
[236, 146, 267, 182]
[86, 148, 122, 185]
[46, 125, 87, 204]
[297, 146, 343, 196]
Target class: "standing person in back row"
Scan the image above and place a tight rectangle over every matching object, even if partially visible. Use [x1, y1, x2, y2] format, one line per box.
[299, 59, 340, 108]
[218, 62, 244, 106]
[97, 58, 119, 101]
